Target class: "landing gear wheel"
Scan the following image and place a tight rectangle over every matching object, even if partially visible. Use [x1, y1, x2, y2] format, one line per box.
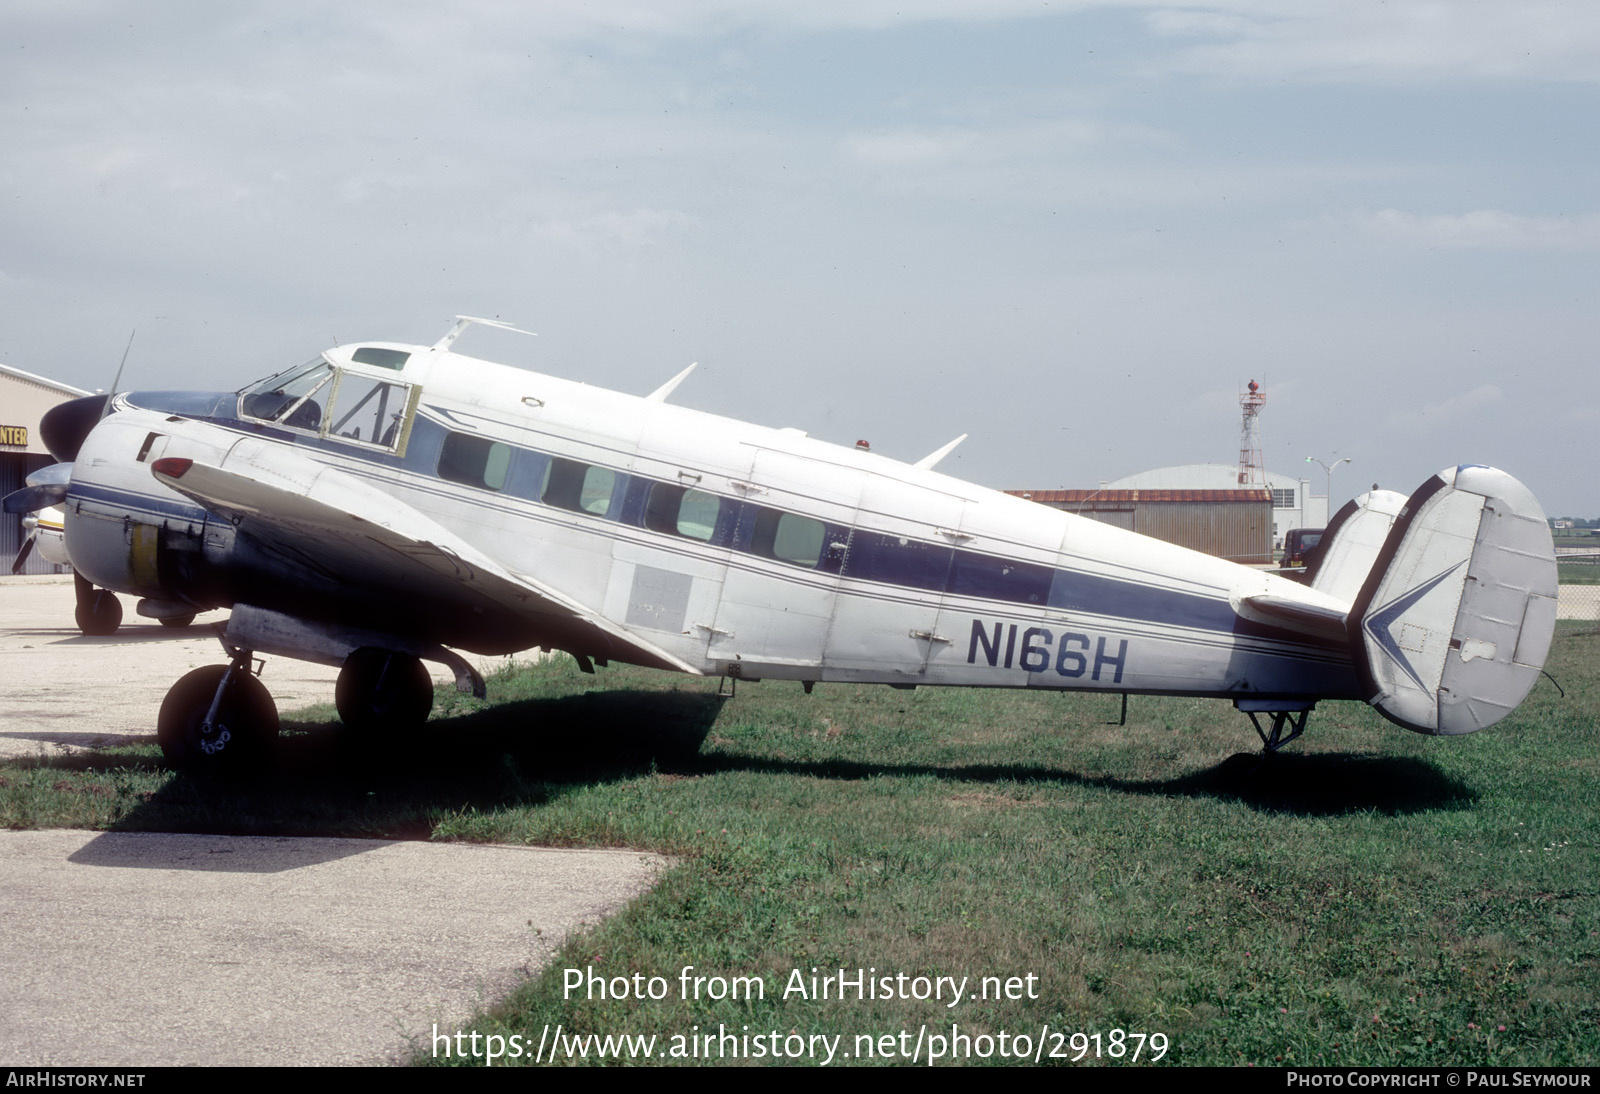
[158, 665, 279, 774]
[74, 587, 123, 636]
[336, 648, 434, 735]
[158, 613, 197, 628]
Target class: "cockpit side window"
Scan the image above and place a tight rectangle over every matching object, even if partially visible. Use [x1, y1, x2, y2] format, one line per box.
[240, 359, 335, 431]
[240, 359, 417, 454]
[328, 374, 409, 447]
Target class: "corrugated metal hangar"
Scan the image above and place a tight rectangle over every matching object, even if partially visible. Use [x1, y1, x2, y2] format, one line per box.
[1007, 486, 1276, 565]
[1009, 464, 1331, 567]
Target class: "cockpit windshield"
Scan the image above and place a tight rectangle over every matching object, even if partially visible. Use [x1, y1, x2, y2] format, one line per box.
[240, 358, 335, 430]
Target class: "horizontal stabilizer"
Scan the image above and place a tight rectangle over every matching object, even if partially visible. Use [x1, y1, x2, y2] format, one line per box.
[1238, 594, 1348, 641]
[1352, 465, 1556, 735]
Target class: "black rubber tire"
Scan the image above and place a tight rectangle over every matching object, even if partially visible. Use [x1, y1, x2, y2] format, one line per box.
[157, 665, 279, 774]
[336, 648, 434, 734]
[74, 588, 122, 636]
[158, 613, 197, 629]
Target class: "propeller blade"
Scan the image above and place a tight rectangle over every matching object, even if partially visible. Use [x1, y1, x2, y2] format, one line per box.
[3, 483, 67, 515]
[101, 329, 135, 420]
[25, 462, 73, 489]
[10, 531, 36, 575]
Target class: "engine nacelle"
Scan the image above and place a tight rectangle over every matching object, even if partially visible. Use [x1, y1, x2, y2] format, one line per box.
[63, 408, 230, 607]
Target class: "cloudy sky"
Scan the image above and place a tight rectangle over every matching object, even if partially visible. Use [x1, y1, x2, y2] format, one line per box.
[3, 1, 1596, 516]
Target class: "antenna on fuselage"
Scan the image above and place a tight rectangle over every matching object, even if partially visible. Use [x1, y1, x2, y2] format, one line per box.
[914, 433, 968, 470]
[431, 315, 537, 352]
[646, 362, 697, 403]
[98, 329, 137, 418]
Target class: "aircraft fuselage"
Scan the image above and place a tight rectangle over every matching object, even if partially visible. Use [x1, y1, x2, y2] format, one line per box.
[61, 339, 1363, 704]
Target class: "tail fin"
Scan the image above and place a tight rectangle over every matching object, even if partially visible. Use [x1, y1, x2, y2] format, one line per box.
[1351, 466, 1557, 735]
[1305, 488, 1409, 602]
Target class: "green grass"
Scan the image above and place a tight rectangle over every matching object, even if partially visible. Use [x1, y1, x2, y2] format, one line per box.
[4, 627, 1598, 1067]
[1559, 562, 1600, 585]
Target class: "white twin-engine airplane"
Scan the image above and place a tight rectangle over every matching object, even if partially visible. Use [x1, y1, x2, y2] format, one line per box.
[7, 317, 1558, 773]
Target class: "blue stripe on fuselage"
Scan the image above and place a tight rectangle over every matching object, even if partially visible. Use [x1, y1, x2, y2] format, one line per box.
[112, 392, 1332, 651]
[69, 481, 210, 525]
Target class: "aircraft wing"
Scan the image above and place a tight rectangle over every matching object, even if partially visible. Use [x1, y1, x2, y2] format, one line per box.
[149, 454, 701, 674]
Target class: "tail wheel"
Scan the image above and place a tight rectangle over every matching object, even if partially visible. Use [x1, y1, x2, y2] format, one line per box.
[158, 613, 197, 628]
[336, 648, 434, 734]
[158, 665, 279, 774]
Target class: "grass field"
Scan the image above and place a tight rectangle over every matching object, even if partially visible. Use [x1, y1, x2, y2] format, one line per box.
[3, 624, 1597, 1067]
[1559, 562, 1600, 585]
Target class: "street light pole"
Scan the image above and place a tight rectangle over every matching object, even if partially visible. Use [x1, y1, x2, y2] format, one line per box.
[1305, 455, 1352, 516]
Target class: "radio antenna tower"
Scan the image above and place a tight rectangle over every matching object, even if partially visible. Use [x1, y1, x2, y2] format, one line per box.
[1237, 379, 1266, 487]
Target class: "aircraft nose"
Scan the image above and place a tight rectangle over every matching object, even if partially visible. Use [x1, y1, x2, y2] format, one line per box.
[40, 394, 109, 462]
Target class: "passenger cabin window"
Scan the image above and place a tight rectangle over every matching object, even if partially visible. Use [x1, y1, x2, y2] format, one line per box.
[542, 458, 617, 516]
[438, 432, 511, 491]
[751, 508, 827, 568]
[644, 483, 722, 542]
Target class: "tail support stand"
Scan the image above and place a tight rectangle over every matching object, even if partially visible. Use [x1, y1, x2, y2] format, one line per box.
[1235, 700, 1314, 753]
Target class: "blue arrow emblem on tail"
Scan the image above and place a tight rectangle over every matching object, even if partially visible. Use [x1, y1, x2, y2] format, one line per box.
[1364, 562, 1466, 692]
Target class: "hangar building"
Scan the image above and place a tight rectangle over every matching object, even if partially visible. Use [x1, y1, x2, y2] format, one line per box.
[1008, 465, 1327, 567]
[1102, 464, 1326, 547]
[1, 363, 89, 575]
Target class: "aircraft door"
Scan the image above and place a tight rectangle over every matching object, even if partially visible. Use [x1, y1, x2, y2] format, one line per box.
[826, 477, 966, 683]
[704, 449, 861, 678]
[929, 495, 1082, 689]
[602, 415, 751, 671]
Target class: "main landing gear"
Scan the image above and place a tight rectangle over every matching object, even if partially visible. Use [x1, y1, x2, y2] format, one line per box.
[335, 647, 434, 736]
[156, 644, 436, 774]
[157, 652, 279, 774]
[73, 572, 122, 636]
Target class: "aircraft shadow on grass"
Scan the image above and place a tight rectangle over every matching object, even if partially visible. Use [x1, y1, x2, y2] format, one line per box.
[281, 690, 1481, 819]
[18, 688, 1474, 822]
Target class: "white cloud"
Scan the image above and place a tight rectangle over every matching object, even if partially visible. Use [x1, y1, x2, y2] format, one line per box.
[1356, 208, 1600, 251]
[1142, 1, 1600, 84]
